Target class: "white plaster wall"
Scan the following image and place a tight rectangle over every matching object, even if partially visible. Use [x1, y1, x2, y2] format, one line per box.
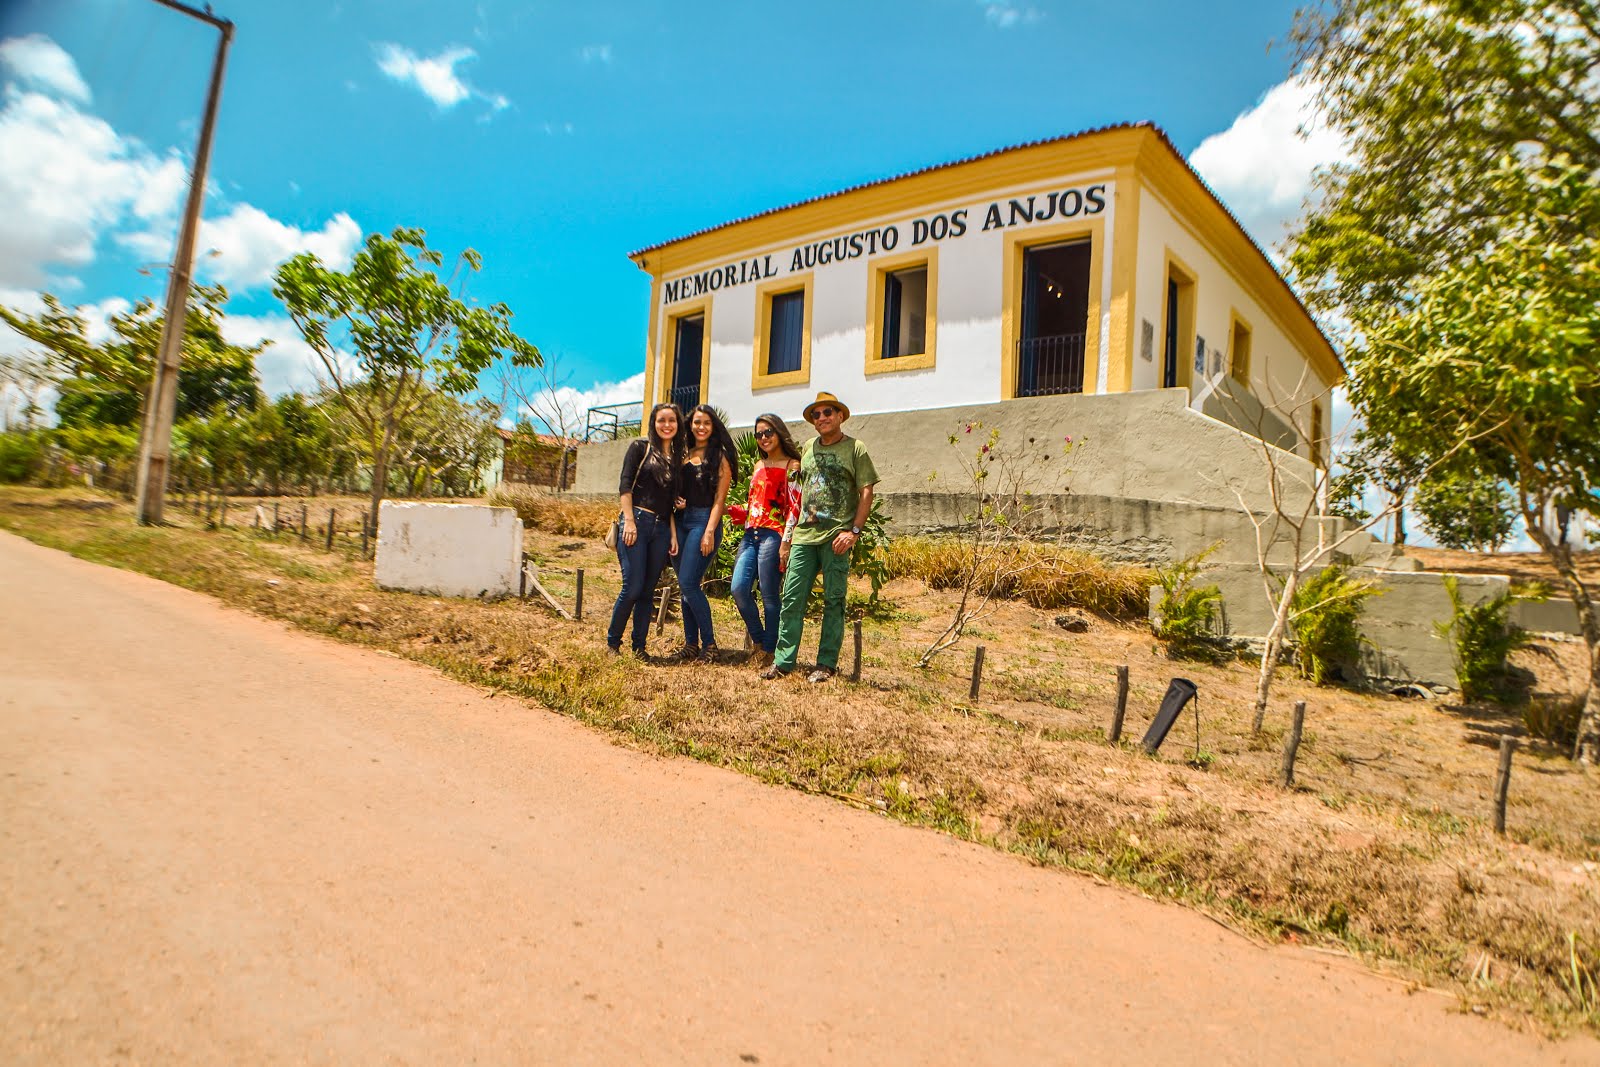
[661, 172, 1116, 427]
[1132, 182, 1332, 455]
[375, 502, 524, 599]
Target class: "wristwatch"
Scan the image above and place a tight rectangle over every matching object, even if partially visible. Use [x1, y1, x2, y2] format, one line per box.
[850, 525, 862, 536]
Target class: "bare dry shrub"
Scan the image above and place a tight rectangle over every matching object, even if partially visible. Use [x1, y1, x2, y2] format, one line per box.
[886, 535, 1152, 617]
[488, 483, 615, 537]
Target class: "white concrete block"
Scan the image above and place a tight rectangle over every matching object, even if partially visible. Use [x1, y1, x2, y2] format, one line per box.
[374, 502, 523, 598]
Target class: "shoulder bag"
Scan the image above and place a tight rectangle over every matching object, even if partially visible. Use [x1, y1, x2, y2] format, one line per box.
[604, 443, 646, 549]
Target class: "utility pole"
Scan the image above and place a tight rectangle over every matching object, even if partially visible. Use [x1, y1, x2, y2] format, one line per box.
[133, 0, 234, 525]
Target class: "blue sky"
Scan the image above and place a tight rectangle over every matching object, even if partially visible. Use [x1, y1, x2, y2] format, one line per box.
[0, 0, 1338, 412]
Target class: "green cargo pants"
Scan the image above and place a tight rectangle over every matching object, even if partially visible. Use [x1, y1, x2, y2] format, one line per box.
[773, 538, 851, 672]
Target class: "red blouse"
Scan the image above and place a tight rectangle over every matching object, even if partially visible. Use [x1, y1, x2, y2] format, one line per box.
[728, 463, 801, 534]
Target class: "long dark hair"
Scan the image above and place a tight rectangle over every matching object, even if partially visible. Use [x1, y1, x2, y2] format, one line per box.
[753, 412, 802, 464]
[688, 403, 738, 475]
[643, 402, 685, 478]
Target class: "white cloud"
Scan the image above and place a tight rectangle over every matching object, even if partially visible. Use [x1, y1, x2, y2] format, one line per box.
[0, 81, 187, 288]
[220, 312, 333, 397]
[980, 2, 1042, 28]
[0, 33, 365, 300]
[195, 206, 361, 289]
[1189, 77, 1351, 255]
[579, 44, 612, 64]
[374, 42, 509, 116]
[0, 34, 91, 103]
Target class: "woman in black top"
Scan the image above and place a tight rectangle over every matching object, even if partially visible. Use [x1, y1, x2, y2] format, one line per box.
[608, 403, 682, 656]
[670, 404, 736, 661]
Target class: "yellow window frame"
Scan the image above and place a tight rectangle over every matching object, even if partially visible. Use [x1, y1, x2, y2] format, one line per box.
[1000, 216, 1105, 399]
[751, 273, 813, 391]
[864, 248, 938, 376]
[658, 296, 713, 407]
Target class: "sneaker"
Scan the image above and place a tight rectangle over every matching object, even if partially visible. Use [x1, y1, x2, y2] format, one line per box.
[806, 667, 836, 684]
[700, 643, 721, 664]
[753, 650, 775, 669]
[759, 664, 790, 680]
[666, 644, 701, 663]
[605, 644, 622, 657]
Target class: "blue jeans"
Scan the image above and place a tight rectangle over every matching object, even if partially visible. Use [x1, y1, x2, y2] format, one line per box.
[608, 507, 671, 651]
[674, 506, 722, 648]
[731, 527, 782, 653]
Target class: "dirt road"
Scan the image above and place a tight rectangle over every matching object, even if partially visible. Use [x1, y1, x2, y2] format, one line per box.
[1, 530, 1592, 1065]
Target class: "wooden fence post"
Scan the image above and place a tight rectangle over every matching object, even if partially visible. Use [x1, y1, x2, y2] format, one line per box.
[1280, 700, 1307, 788]
[299, 505, 308, 541]
[325, 508, 335, 550]
[969, 645, 986, 702]
[272, 502, 280, 533]
[360, 521, 369, 557]
[1109, 665, 1130, 743]
[850, 620, 862, 682]
[217, 495, 226, 528]
[574, 568, 585, 621]
[655, 587, 670, 633]
[1493, 737, 1518, 835]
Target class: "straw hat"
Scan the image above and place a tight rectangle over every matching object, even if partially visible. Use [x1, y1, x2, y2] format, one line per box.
[803, 391, 850, 425]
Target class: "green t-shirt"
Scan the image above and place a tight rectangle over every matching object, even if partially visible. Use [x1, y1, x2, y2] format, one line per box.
[792, 435, 879, 546]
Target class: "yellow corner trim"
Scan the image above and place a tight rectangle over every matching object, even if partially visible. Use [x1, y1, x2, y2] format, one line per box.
[1105, 164, 1140, 393]
[641, 277, 661, 410]
[999, 216, 1105, 400]
[863, 247, 938, 376]
[751, 273, 813, 391]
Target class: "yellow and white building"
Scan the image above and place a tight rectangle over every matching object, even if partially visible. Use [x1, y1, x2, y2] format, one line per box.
[627, 121, 1341, 465]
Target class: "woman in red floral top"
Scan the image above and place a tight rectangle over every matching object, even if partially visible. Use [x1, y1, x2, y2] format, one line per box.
[726, 414, 802, 667]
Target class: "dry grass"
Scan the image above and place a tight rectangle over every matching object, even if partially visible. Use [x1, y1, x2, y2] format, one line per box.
[5, 484, 1600, 1037]
[487, 483, 615, 538]
[885, 534, 1153, 617]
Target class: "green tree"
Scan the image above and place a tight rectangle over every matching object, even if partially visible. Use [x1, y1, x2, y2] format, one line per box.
[1414, 465, 1516, 552]
[1289, 0, 1600, 321]
[1344, 161, 1600, 758]
[0, 287, 262, 429]
[1290, 1, 1600, 759]
[272, 227, 540, 518]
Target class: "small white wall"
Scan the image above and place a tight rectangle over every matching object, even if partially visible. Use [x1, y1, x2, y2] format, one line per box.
[375, 502, 523, 599]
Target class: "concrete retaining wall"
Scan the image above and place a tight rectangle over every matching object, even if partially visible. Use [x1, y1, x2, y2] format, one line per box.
[1194, 564, 1511, 688]
[1512, 596, 1584, 637]
[375, 502, 523, 599]
[577, 389, 1315, 521]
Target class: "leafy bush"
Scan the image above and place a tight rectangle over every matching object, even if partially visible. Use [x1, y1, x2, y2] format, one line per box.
[1288, 565, 1380, 685]
[1152, 547, 1226, 662]
[0, 431, 46, 483]
[1436, 576, 1533, 703]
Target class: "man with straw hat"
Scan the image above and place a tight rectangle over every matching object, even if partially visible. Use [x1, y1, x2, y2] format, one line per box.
[762, 391, 879, 683]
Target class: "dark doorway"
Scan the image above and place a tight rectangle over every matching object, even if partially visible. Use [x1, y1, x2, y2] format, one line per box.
[670, 314, 704, 411]
[1017, 240, 1090, 397]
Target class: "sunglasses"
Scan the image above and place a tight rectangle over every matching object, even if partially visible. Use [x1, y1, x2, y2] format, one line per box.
[754, 429, 777, 439]
[814, 407, 838, 418]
